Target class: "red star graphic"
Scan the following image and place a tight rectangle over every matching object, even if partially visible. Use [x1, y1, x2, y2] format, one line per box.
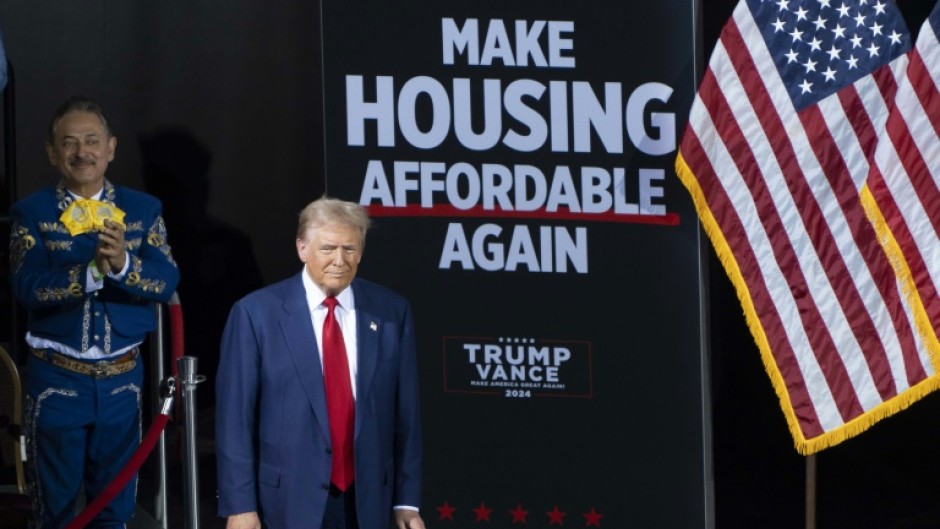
[546, 505, 567, 525]
[582, 507, 604, 527]
[436, 501, 456, 521]
[473, 502, 493, 522]
[509, 503, 530, 524]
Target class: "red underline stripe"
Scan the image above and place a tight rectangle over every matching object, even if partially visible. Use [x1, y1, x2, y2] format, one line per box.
[364, 204, 681, 226]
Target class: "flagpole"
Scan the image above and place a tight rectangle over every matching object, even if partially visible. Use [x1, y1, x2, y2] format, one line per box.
[805, 454, 816, 529]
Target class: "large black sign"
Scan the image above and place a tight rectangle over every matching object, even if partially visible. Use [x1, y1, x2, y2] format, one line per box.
[321, 1, 710, 526]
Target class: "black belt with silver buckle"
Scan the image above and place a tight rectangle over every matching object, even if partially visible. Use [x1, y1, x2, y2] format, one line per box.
[29, 348, 139, 378]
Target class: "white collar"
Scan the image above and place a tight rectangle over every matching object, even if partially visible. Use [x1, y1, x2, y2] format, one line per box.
[68, 188, 104, 201]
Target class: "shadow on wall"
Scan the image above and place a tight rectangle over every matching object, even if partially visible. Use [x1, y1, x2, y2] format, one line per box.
[139, 126, 264, 408]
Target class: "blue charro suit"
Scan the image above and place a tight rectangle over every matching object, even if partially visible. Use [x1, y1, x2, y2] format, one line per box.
[8, 179, 179, 528]
[216, 274, 422, 529]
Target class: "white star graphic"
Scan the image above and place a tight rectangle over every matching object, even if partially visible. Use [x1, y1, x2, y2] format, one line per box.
[819, 0, 832, 8]
[854, 13, 866, 27]
[785, 49, 800, 63]
[803, 58, 818, 73]
[777, 0, 790, 11]
[800, 79, 814, 93]
[773, 18, 787, 32]
[847, 55, 859, 69]
[873, 1, 887, 15]
[837, 3, 851, 17]
[826, 44, 842, 60]
[822, 67, 837, 81]
[832, 24, 846, 39]
[795, 6, 809, 21]
[850, 34, 863, 48]
[888, 30, 902, 45]
[867, 42, 880, 57]
[870, 22, 883, 37]
[790, 27, 804, 42]
[809, 37, 823, 51]
[813, 16, 828, 30]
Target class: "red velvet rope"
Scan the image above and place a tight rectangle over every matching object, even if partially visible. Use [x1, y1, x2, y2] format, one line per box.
[64, 413, 171, 529]
[66, 298, 187, 529]
[167, 296, 186, 456]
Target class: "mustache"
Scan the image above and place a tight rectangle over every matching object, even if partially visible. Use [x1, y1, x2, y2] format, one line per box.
[68, 156, 96, 164]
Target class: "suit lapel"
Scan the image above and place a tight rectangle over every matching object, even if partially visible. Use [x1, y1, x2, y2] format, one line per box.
[353, 280, 380, 438]
[279, 275, 331, 444]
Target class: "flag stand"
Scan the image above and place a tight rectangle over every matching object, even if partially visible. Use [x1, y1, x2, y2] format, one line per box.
[805, 454, 816, 529]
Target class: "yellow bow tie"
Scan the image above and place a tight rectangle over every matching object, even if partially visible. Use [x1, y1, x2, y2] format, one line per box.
[59, 199, 126, 236]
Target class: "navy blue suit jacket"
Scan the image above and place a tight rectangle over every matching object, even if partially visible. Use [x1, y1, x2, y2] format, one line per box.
[216, 274, 422, 529]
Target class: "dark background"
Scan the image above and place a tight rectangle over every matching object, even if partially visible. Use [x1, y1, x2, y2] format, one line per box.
[1, 1, 939, 528]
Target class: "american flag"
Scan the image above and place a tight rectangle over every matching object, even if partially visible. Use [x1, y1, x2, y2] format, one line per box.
[863, 2, 940, 380]
[675, 0, 940, 454]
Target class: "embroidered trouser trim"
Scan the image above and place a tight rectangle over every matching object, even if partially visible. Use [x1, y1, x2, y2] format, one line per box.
[24, 354, 142, 529]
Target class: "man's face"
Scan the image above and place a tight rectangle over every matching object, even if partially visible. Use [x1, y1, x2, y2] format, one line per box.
[296, 224, 363, 296]
[45, 111, 116, 194]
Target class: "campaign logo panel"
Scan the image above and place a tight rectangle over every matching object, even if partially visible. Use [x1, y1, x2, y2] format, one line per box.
[443, 336, 592, 398]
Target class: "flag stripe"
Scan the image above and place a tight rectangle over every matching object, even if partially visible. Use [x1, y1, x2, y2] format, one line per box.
[910, 37, 940, 142]
[894, 55, 940, 241]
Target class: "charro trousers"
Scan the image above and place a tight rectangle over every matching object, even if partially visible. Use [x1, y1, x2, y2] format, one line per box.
[24, 354, 143, 529]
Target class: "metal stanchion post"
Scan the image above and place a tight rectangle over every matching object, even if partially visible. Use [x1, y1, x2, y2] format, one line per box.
[151, 304, 168, 529]
[177, 356, 205, 529]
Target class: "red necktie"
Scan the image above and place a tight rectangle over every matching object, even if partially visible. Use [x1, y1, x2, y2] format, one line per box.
[322, 296, 355, 490]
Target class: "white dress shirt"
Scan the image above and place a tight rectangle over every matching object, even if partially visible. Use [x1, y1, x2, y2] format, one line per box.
[301, 268, 358, 398]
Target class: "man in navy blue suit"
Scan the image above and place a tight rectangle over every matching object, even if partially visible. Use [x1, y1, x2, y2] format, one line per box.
[216, 197, 425, 529]
[9, 96, 179, 528]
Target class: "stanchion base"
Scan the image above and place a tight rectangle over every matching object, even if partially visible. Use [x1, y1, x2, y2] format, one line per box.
[129, 504, 162, 529]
